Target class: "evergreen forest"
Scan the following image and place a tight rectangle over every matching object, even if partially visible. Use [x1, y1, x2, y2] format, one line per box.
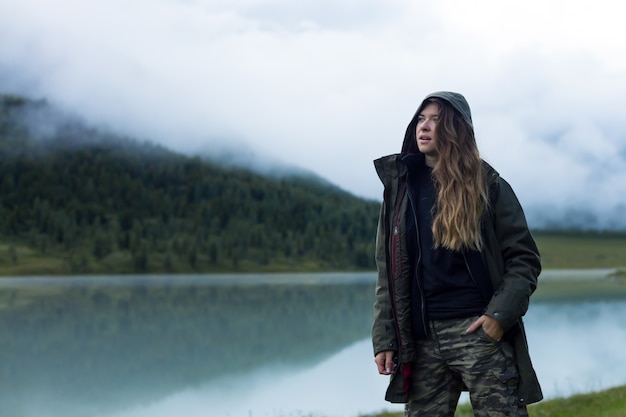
[0, 94, 380, 274]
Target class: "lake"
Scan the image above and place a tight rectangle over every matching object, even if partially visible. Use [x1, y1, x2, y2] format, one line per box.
[1, 272, 625, 417]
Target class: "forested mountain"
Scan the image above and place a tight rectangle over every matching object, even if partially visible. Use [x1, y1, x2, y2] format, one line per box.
[0, 94, 380, 274]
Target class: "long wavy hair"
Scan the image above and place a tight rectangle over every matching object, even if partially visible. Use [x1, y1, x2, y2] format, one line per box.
[426, 98, 489, 251]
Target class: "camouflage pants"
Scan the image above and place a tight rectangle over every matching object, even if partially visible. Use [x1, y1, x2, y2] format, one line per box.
[405, 316, 528, 417]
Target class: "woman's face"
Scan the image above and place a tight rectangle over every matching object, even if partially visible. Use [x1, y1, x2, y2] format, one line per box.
[415, 102, 439, 166]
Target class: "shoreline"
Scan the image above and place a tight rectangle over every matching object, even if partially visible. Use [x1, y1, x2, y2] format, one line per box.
[539, 268, 623, 281]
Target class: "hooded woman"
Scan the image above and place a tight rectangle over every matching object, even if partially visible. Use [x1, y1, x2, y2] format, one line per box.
[372, 92, 542, 417]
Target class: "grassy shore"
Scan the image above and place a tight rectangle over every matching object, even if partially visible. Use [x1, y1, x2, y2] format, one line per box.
[533, 232, 626, 269]
[360, 384, 626, 417]
[1, 232, 626, 276]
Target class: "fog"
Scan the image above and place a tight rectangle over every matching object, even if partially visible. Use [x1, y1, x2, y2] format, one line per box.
[1, 0, 625, 229]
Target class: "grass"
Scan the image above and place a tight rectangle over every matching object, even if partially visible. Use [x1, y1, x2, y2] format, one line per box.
[527, 385, 626, 417]
[534, 278, 626, 301]
[0, 242, 67, 275]
[533, 232, 626, 269]
[1, 232, 626, 276]
[0, 239, 368, 276]
[360, 384, 626, 417]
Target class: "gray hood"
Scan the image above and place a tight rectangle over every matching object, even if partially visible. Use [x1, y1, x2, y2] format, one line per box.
[400, 91, 473, 154]
[424, 91, 472, 125]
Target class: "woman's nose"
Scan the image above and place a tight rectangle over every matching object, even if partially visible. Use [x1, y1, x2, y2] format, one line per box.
[421, 120, 433, 130]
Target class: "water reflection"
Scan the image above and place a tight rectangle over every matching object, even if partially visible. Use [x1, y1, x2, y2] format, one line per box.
[526, 301, 626, 397]
[0, 274, 375, 417]
[2, 273, 626, 417]
[102, 339, 397, 417]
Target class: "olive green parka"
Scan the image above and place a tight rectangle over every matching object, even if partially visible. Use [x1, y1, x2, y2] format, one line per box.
[372, 154, 542, 405]
[372, 93, 543, 406]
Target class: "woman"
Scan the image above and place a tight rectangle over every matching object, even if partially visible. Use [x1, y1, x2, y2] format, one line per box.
[372, 92, 542, 417]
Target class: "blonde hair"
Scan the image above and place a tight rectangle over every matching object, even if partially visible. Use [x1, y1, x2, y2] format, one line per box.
[427, 99, 489, 251]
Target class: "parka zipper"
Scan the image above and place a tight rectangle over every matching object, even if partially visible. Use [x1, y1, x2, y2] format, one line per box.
[388, 181, 406, 360]
[390, 182, 406, 284]
[405, 181, 428, 337]
[391, 183, 405, 277]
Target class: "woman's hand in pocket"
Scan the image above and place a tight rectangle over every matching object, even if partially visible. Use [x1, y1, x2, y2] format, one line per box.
[467, 314, 504, 341]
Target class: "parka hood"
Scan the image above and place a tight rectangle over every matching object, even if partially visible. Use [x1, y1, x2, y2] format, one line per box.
[400, 91, 473, 155]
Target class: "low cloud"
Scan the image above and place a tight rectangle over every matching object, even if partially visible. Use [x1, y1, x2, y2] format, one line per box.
[1, 0, 625, 229]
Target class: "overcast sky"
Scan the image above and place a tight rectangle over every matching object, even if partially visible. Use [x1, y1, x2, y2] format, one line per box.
[1, 0, 625, 229]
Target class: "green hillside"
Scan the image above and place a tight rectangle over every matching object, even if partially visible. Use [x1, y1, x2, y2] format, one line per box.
[0, 94, 380, 275]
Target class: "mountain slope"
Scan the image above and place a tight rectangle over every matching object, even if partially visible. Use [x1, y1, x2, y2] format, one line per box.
[0, 94, 379, 274]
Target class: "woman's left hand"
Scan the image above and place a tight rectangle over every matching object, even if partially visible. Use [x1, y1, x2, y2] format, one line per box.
[466, 314, 504, 341]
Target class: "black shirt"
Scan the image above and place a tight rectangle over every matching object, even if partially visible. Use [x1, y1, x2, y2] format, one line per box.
[406, 159, 487, 322]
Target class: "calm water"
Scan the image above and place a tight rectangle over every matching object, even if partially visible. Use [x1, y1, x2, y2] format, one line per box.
[1, 272, 625, 417]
